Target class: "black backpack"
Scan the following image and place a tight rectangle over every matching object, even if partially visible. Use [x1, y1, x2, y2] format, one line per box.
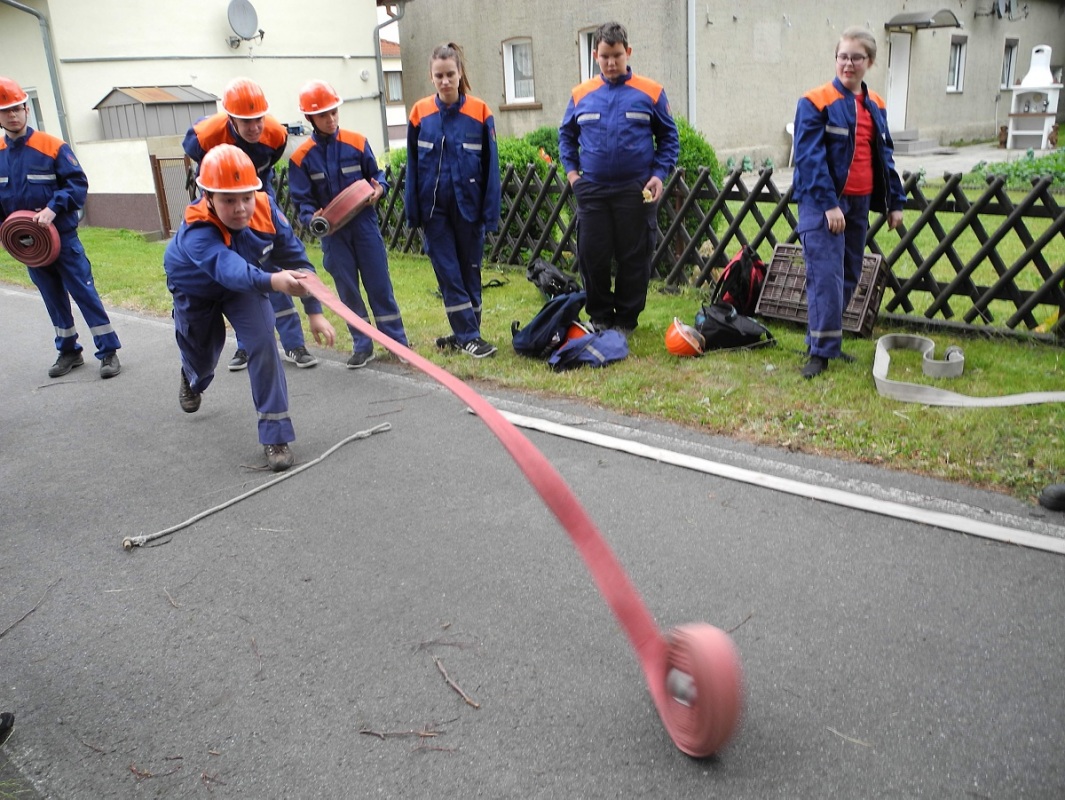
[511, 291, 586, 358]
[710, 246, 766, 316]
[696, 301, 775, 351]
[526, 258, 581, 299]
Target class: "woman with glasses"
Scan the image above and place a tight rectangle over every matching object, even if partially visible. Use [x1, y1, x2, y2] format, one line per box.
[792, 27, 906, 379]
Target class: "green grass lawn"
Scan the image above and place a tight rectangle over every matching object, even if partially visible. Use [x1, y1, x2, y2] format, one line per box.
[1, 226, 1062, 504]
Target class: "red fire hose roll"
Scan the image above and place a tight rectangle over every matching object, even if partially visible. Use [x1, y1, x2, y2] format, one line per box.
[0, 210, 61, 268]
[309, 179, 375, 237]
[300, 273, 743, 757]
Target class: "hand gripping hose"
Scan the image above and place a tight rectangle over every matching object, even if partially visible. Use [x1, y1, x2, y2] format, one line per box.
[0, 210, 61, 268]
[301, 273, 743, 757]
[309, 179, 374, 237]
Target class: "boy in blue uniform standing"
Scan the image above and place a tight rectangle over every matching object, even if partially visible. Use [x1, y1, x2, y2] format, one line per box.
[183, 77, 318, 371]
[405, 43, 501, 358]
[559, 22, 679, 339]
[288, 80, 408, 368]
[0, 77, 121, 379]
[164, 145, 335, 472]
[792, 27, 905, 379]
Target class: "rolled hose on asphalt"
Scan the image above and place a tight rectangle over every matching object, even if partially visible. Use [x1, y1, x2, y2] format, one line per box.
[309, 179, 374, 237]
[0, 210, 61, 268]
[299, 271, 744, 758]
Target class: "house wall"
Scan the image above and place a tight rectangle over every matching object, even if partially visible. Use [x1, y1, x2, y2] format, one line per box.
[0, 0, 391, 233]
[398, 0, 1065, 166]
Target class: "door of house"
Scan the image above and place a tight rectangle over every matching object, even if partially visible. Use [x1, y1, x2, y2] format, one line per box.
[887, 32, 911, 132]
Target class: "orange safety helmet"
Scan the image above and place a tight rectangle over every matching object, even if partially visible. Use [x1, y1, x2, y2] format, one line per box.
[196, 143, 263, 193]
[222, 77, 269, 119]
[0, 77, 29, 110]
[298, 80, 343, 115]
[665, 318, 705, 357]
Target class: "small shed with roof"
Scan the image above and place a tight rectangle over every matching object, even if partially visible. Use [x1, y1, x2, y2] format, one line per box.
[93, 85, 218, 139]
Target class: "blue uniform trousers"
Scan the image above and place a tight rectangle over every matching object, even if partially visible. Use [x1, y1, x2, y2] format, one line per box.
[421, 207, 485, 344]
[235, 291, 304, 353]
[798, 194, 871, 359]
[28, 233, 121, 359]
[320, 217, 407, 355]
[170, 287, 294, 445]
[573, 180, 655, 331]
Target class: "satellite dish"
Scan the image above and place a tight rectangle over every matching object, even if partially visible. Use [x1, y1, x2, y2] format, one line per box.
[228, 0, 259, 40]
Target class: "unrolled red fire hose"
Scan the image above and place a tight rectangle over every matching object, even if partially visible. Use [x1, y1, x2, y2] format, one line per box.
[0, 210, 61, 268]
[309, 179, 375, 237]
[301, 272, 743, 757]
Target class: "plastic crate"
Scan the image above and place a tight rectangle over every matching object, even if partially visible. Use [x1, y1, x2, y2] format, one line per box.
[754, 243, 886, 337]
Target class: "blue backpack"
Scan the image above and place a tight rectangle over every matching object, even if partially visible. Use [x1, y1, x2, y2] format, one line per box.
[547, 329, 629, 371]
[511, 291, 587, 358]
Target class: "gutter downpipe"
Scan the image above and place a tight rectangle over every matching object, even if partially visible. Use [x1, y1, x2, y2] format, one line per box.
[373, 1, 409, 154]
[1, 0, 71, 143]
[686, 0, 696, 122]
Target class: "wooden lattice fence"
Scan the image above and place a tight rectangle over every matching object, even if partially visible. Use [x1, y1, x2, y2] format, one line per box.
[268, 162, 1065, 340]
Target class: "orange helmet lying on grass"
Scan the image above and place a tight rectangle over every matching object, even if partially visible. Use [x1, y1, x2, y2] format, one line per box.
[665, 317, 705, 357]
[196, 144, 263, 193]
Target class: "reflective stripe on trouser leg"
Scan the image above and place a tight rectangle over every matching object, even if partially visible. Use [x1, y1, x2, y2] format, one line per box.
[342, 219, 408, 346]
[27, 242, 83, 354]
[800, 213, 846, 358]
[423, 212, 482, 343]
[225, 291, 293, 444]
[269, 292, 305, 352]
[48, 235, 121, 358]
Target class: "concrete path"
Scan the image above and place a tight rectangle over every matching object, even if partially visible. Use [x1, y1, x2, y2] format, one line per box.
[1, 285, 1064, 798]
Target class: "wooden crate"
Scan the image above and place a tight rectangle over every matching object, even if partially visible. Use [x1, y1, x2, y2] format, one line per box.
[754, 243, 886, 337]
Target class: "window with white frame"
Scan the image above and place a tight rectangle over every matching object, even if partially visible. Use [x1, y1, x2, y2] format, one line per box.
[580, 29, 602, 82]
[947, 36, 967, 92]
[384, 71, 403, 104]
[1001, 39, 1019, 89]
[502, 38, 535, 104]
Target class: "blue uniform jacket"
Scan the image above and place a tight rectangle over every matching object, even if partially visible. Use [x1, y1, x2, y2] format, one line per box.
[288, 129, 386, 229]
[0, 127, 87, 236]
[559, 68, 679, 187]
[404, 94, 500, 231]
[163, 192, 322, 316]
[792, 77, 906, 218]
[182, 113, 288, 196]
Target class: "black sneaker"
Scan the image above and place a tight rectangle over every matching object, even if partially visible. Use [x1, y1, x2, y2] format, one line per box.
[802, 355, 828, 379]
[264, 443, 294, 472]
[48, 350, 84, 378]
[227, 349, 249, 371]
[283, 346, 318, 368]
[837, 352, 857, 363]
[0, 711, 13, 746]
[461, 337, 497, 358]
[100, 352, 121, 379]
[179, 369, 201, 413]
[435, 333, 459, 350]
[346, 351, 375, 369]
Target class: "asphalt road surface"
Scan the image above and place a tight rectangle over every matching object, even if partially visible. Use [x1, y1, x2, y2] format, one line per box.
[1, 284, 1063, 798]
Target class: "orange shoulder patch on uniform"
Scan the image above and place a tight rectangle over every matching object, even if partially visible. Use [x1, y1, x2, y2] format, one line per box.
[289, 138, 316, 168]
[184, 200, 231, 246]
[570, 77, 604, 107]
[803, 82, 844, 111]
[260, 116, 289, 149]
[337, 129, 367, 150]
[409, 96, 438, 127]
[251, 193, 276, 234]
[867, 89, 888, 110]
[460, 96, 492, 123]
[26, 130, 64, 159]
[193, 113, 233, 150]
[627, 74, 663, 103]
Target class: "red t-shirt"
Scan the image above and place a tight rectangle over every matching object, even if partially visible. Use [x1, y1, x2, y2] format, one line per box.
[843, 94, 873, 196]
